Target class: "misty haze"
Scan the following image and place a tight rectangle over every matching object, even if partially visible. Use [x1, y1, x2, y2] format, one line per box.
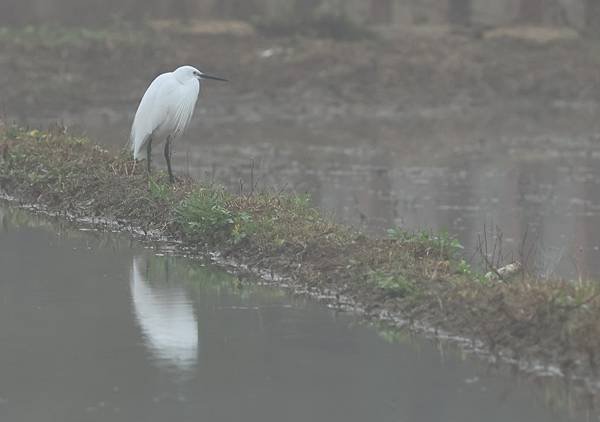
[2, 1, 600, 421]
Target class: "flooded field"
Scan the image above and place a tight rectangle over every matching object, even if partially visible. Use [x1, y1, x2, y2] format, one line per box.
[4, 20, 600, 278]
[4, 2, 600, 419]
[13, 97, 600, 279]
[0, 206, 595, 421]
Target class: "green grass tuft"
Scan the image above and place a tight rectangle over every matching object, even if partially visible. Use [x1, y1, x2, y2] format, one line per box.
[370, 270, 417, 298]
[176, 187, 234, 239]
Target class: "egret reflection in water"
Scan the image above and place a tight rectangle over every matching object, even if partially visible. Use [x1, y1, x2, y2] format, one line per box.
[130, 256, 199, 373]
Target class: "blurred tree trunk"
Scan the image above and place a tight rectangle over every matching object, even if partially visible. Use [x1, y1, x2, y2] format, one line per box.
[519, 0, 544, 23]
[586, 0, 600, 36]
[369, 0, 392, 24]
[448, 0, 471, 26]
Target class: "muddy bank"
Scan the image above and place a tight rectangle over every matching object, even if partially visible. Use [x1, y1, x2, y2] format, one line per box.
[2, 126, 600, 403]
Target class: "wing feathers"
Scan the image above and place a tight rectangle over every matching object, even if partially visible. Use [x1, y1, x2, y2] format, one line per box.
[130, 73, 199, 160]
[171, 84, 199, 139]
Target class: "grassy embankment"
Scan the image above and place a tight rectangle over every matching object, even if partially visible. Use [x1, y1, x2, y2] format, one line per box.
[2, 126, 600, 380]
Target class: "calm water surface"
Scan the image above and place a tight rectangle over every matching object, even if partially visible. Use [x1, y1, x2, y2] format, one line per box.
[16, 100, 600, 279]
[0, 206, 595, 421]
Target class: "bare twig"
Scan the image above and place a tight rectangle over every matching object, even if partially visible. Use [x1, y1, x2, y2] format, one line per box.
[478, 232, 504, 282]
[250, 158, 255, 196]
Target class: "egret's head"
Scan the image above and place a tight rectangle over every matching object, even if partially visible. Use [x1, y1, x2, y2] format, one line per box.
[174, 65, 228, 84]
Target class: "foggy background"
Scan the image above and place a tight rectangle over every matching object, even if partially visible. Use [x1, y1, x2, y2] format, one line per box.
[1, 0, 600, 33]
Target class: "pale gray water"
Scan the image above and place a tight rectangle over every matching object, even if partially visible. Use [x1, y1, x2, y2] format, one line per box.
[5, 18, 600, 280]
[0, 206, 595, 421]
[15, 99, 600, 280]
[4, 1, 600, 283]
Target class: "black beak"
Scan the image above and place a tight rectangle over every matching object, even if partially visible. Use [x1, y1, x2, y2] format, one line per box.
[199, 73, 228, 82]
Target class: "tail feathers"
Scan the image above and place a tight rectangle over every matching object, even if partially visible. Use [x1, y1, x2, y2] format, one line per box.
[130, 130, 150, 161]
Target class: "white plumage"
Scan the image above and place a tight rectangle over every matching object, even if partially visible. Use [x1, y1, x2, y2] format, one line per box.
[130, 256, 199, 371]
[130, 65, 227, 182]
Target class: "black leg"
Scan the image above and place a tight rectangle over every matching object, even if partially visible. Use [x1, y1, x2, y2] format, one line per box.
[164, 136, 174, 184]
[146, 137, 153, 175]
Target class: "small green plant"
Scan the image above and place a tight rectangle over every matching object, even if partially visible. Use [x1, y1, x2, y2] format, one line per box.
[230, 211, 257, 245]
[290, 193, 312, 209]
[454, 259, 488, 284]
[176, 188, 233, 238]
[434, 231, 464, 255]
[388, 227, 464, 260]
[370, 270, 416, 298]
[4, 125, 20, 140]
[456, 259, 474, 276]
[148, 177, 172, 202]
[412, 230, 464, 257]
[386, 227, 406, 240]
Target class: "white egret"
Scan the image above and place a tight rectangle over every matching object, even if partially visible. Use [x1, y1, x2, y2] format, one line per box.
[130, 257, 199, 372]
[130, 65, 227, 182]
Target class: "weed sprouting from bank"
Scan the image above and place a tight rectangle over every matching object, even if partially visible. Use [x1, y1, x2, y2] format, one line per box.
[177, 187, 234, 239]
[2, 125, 600, 384]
